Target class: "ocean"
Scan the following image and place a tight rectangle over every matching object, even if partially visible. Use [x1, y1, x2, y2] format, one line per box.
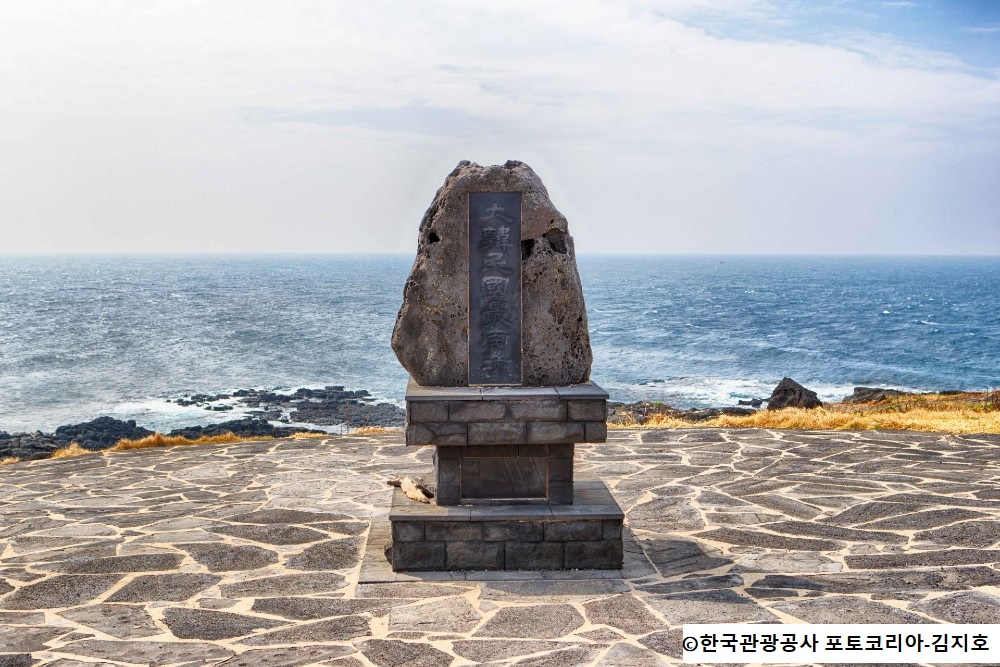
[1, 254, 997, 433]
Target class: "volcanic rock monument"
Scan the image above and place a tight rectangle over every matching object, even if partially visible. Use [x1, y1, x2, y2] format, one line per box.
[388, 160, 624, 571]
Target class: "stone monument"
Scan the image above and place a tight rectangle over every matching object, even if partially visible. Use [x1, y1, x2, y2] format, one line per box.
[388, 160, 624, 571]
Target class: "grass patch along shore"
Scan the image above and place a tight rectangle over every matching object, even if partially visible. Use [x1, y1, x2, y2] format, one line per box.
[3, 392, 996, 467]
[610, 391, 1000, 434]
[3, 431, 336, 465]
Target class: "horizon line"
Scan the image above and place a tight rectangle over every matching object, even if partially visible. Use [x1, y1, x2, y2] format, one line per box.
[1, 251, 999, 260]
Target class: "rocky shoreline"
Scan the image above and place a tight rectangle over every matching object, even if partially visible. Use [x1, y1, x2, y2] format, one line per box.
[0, 386, 406, 462]
[170, 385, 406, 429]
[609, 381, 976, 425]
[1, 380, 976, 463]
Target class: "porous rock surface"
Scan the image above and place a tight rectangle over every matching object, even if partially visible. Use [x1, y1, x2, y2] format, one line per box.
[392, 160, 592, 386]
[841, 386, 911, 404]
[767, 377, 823, 410]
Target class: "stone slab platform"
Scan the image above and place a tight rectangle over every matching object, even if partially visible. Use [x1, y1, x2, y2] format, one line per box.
[360, 519, 652, 583]
[405, 379, 609, 446]
[387, 477, 624, 571]
[0, 428, 998, 666]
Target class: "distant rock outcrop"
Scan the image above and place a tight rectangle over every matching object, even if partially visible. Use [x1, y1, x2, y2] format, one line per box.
[0, 416, 331, 463]
[766, 377, 822, 410]
[179, 386, 405, 427]
[0, 432, 61, 461]
[685, 407, 758, 421]
[841, 387, 911, 404]
[0, 417, 156, 461]
[607, 401, 757, 424]
[166, 418, 323, 441]
[55, 416, 156, 450]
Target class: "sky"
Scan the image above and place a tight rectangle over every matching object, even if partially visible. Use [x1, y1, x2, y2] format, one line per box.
[1, 0, 998, 255]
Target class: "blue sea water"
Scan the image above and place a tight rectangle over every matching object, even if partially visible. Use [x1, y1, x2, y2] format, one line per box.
[0, 254, 997, 433]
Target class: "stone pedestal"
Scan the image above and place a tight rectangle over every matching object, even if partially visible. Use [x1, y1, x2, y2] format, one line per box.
[388, 379, 624, 571]
[405, 379, 608, 504]
[388, 476, 623, 571]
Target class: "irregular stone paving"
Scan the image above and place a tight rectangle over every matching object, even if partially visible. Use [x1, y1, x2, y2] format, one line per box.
[0, 428, 998, 666]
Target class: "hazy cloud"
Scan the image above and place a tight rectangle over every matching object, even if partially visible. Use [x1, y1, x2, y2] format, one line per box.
[242, 106, 496, 137]
[0, 0, 997, 255]
[964, 24, 1000, 34]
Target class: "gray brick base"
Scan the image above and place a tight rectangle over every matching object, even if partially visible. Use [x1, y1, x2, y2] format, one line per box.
[389, 522, 623, 571]
[388, 479, 624, 571]
[404, 379, 609, 447]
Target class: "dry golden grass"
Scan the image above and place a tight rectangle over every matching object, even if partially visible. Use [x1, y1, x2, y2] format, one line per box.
[715, 407, 996, 433]
[609, 415, 692, 429]
[352, 426, 395, 434]
[5, 429, 340, 466]
[50, 442, 90, 458]
[110, 432, 248, 451]
[610, 392, 1000, 434]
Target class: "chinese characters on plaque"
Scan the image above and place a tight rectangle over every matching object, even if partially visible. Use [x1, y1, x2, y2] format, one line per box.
[469, 192, 522, 385]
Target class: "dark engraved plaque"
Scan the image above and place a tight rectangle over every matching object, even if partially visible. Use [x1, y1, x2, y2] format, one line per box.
[469, 192, 522, 385]
[462, 457, 547, 499]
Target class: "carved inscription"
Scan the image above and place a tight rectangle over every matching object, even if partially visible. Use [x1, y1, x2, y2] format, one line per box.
[469, 192, 522, 385]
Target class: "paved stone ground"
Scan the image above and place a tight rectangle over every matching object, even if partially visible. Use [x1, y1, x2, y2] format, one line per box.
[0, 428, 998, 666]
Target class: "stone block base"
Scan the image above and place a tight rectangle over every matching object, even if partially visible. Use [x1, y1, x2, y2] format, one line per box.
[388, 478, 624, 571]
[434, 443, 574, 505]
[405, 380, 609, 447]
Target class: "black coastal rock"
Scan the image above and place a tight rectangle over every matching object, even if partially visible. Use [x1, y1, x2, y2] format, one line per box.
[766, 377, 822, 410]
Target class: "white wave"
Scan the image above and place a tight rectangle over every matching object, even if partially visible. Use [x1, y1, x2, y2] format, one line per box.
[276, 419, 345, 435]
[0, 396, 251, 434]
[104, 397, 256, 433]
[602, 377, 777, 408]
